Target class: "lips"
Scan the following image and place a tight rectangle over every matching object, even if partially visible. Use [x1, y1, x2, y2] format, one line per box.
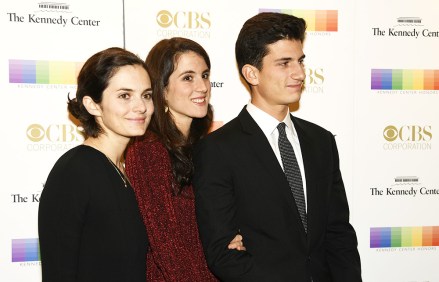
[287, 83, 304, 90]
[128, 117, 147, 123]
[191, 97, 207, 104]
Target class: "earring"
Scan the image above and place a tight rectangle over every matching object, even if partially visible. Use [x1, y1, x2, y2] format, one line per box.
[165, 106, 169, 113]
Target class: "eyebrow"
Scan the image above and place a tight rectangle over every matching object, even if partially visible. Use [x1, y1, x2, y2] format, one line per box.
[117, 88, 134, 92]
[178, 68, 210, 77]
[275, 54, 306, 62]
[117, 87, 152, 92]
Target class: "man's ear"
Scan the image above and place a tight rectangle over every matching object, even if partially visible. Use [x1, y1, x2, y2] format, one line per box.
[82, 96, 102, 117]
[241, 64, 259, 86]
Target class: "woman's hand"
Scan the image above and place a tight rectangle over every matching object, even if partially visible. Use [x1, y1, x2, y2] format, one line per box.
[227, 234, 246, 251]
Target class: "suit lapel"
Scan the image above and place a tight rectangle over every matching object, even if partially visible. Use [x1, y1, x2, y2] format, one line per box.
[238, 108, 307, 237]
[292, 115, 318, 240]
[238, 109, 286, 187]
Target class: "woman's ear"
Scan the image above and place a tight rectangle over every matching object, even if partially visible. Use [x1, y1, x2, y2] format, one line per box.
[241, 64, 259, 86]
[82, 96, 102, 117]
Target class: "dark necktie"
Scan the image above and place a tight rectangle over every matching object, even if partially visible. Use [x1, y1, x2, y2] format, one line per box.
[277, 122, 307, 232]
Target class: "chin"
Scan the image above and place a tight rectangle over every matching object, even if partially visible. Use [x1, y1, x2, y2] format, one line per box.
[129, 128, 148, 137]
[288, 93, 301, 103]
[191, 111, 208, 119]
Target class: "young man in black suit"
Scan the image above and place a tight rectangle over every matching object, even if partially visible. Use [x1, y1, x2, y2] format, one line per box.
[194, 12, 362, 282]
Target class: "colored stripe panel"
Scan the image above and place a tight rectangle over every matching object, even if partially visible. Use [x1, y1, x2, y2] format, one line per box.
[12, 238, 40, 262]
[371, 69, 439, 90]
[391, 227, 401, 247]
[370, 227, 439, 248]
[9, 60, 82, 84]
[435, 70, 439, 90]
[259, 9, 338, 31]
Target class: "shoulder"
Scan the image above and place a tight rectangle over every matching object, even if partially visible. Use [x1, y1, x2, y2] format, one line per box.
[292, 115, 333, 138]
[194, 116, 244, 161]
[42, 145, 105, 197]
[203, 116, 242, 144]
[291, 116, 338, 155]
[50, 145, 105, 174]
[126, 131, 170, 168]
[129, 131, 167, 154]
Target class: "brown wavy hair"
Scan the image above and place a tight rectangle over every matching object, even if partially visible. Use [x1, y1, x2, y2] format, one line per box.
[146, 37, 213, 195]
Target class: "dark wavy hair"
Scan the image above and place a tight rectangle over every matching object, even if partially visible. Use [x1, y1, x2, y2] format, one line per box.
[235, 12, 307, 86]
[146, 37, 213, 195]
[67, 47, 148, 138]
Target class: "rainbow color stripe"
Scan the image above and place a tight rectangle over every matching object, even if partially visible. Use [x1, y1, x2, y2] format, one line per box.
[370, 226, 439, 248]
[259, 9, 338, 31]
[12, 238, 40, 262]
[9, 59, 83, 84]
[371, 69, 439, 90]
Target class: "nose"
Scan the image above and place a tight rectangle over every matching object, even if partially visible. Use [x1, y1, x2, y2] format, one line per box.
[196, 77, 209, 93]
[291, 62, 306, 83]
[133, 96, 147, 113]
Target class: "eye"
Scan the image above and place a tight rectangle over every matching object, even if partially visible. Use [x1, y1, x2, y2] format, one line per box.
[119, 93, 130, 99]
[202, 72, 210, 79]
[143, 92, 153, 100]
[183, 75, 193, 81]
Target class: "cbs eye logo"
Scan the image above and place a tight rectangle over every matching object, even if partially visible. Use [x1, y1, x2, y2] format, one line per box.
[156, 10, 211, 29]
[383, 126, 399, 142]
[26, 124, 83, 142]
[27, 124, 45, 142]
[383, 125, 432, 142]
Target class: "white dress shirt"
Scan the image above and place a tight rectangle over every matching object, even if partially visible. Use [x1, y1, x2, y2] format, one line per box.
[246, 102, 307, 210]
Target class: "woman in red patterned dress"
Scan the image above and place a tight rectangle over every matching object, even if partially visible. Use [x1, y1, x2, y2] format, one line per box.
[125, 37, 245, 282]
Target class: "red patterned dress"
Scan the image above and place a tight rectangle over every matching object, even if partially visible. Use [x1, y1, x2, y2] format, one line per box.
[125, 131, 218, 282]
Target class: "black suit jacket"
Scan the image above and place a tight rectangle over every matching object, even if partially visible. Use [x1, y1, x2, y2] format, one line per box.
[194, 108, 361, 282]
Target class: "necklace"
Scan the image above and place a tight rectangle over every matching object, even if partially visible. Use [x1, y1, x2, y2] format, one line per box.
[106, 156, 129, 188]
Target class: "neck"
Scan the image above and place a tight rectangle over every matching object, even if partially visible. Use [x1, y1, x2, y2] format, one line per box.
[174, 119, 192, 139]
[251, 99, 289, 122]
[83, 135, 128, 168]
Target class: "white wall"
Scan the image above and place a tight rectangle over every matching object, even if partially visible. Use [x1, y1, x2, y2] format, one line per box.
[1, 0, 438, 281]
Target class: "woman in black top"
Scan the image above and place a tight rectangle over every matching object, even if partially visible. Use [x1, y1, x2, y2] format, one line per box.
[38, 47, 154, 282]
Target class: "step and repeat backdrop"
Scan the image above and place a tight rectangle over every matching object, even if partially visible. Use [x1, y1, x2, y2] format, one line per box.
[1, 0, 438, 281]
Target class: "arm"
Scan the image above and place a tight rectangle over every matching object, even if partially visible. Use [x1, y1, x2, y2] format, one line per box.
[193, 138, 258, 281]
[325, 134, 362, 281]
[126, 138, 202, 281]
[38, 158, 89, 282]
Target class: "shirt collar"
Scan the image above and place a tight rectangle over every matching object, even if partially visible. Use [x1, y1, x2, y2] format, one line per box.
[282, 111, 297, 138]
[246, 102, 298, 138]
